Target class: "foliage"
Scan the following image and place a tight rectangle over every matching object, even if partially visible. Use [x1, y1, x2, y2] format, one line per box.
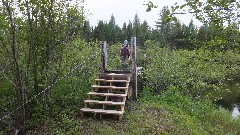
[182, 0, 240, 26]
[147, 1, 240, 51]
[144, 41, 240, 98]
[0, 0, 86, 132]
[147, 0, 239, 26]
[25, 40, 101, 130]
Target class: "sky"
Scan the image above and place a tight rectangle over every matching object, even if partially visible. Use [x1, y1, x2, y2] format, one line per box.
[84, 0, 203, 29]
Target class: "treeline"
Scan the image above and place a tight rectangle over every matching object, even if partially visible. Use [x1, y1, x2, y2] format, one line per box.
[81, 7, 239, 51]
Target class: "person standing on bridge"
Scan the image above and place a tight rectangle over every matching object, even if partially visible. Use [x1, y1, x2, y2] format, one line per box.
[120, 40, 130, 70]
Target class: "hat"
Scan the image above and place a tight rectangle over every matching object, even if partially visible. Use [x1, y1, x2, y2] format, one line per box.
[124, 40, 128, 45]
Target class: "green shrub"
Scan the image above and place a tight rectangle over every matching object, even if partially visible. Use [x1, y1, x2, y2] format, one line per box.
[143, 41, 240, 98]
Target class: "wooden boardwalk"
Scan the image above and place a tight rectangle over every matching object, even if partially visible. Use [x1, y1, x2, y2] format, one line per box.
[80, 72, 130, 120]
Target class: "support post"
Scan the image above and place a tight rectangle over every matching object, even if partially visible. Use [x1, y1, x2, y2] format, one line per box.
[101, 41, 107, 72]
[131, 37, 137, 99]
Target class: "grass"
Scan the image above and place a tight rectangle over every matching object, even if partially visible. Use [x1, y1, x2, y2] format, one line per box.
[26, 88, 240, 135]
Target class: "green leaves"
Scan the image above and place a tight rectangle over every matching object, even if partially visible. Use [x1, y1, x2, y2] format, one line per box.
[163, 15, 171, 23]
[180, 4, 187, 9]
[148, 0, 240, 28]
[171, 16, 178, 22]
[144, 45, 240, 99]
[145, 1, 158, 12]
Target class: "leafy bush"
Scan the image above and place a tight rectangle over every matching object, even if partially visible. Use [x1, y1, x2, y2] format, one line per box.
[144, 41, 240, 98]
[25, 40, 102, 130]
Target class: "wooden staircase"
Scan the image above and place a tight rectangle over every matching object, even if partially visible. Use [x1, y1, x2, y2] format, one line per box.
[80, 73, 130, 120]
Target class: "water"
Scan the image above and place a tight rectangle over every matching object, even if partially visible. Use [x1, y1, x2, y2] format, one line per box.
[215, 79, 240, 118]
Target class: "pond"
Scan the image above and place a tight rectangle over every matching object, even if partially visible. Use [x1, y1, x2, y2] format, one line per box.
[214, 78, 240, 118]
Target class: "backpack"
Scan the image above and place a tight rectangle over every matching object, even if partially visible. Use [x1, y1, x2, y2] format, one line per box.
[121, 45, 129, 56]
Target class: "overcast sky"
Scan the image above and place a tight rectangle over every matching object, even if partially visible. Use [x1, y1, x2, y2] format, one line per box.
[84, 0, 203, 29]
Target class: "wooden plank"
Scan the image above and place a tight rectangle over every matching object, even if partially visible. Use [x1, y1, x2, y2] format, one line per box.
[87, 92, 127, 97]
[111, 86, 128, 89]
[80, 108, 124, 115]
[95, 79, 129, 83]
[107, 73, 130, 77]
[102, 93, 127, 97]
[92, 85, 128, 89]
[101, 41, 107, 72]
[131, 37, 137, 99]
[105, 80, 130, 82]
[80, 108, 106, 113]
[84, 100, 125, 105]
[91, 85, 113, 89]
[95, 79, 106, 81]
[105, 110, 124, 115]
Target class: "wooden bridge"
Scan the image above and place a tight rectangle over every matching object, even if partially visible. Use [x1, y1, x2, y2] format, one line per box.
[80, 37, 143, 120]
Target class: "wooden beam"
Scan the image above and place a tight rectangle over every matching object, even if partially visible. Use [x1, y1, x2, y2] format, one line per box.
[131, 37, 137, 99]
[101, 41, 107, 73]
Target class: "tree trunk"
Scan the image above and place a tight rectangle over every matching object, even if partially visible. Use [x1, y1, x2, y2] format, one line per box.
[2, 0, 26, 132]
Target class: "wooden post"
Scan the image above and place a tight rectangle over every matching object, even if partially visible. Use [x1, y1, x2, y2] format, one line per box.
[131, 37, 137, 99]
[101, 41, 107, 72]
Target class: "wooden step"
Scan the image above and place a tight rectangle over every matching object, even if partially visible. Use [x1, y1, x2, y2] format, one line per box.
[107, 73, 130, 77]
[95, 79, 106, 81]
[84, 100, 125, 105]
[105, 110, 124, 115]
[112, 86, 128, 89]
[87, 92, 127, 97]
[91, 85, 113, 89]
[80, 108, 106, 113]
[80, 108, 124, 115]
[105, 80, 130, 82]
[92, 85, 128, 90]
[95, 79, 129, 83]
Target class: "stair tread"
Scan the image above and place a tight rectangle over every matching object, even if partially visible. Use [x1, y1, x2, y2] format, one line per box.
[107, 73, 130, 76]
[105, 80, 130, 82]
[92, 85, 128, 89]
[80, 108, 124, 115]
[87, 92, 127, 97]
[105, 110, 124, 114]
[92, 85, 113, 88]
[112, 86, 128, 89]
[80, 108, 106, 113]
[84, 100, 125, 105]
[95, 79, 129, 82]
[95, 79, 106, 81]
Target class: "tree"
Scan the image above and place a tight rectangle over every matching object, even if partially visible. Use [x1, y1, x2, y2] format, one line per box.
[126, 21, 133, 40]
[82, 20, 92, 42]
[197, 25, 208, 42]
[140, 20, 151, 47]
[0, 0, 86, 132]
[147, 0, 240, 51]
[133, 14, 140, 36]
[156, 6, 172, 47]
[106, 14, 117, 43]
[182, 20, 198, 49]
[122, 22, 127, 40]
[93, 20, 107, 41]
